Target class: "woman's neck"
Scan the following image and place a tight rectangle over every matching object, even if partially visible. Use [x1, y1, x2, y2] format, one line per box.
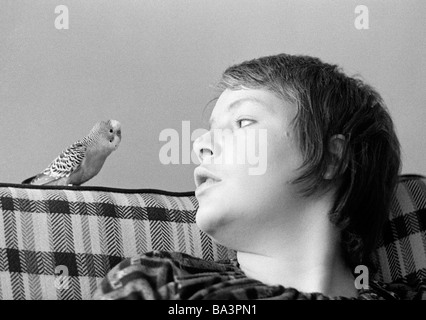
[236, 195, 359, 298]
[237, 251, 358, 298]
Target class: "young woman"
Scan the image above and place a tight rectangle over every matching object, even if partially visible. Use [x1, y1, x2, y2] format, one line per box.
[94, 53, 413, 300]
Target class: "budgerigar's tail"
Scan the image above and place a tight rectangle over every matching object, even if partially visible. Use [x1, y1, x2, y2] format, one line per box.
[21, 176, 36, 184]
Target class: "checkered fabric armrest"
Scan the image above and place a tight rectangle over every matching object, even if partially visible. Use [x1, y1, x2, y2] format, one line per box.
[373, 174, 426, 288]
[0, 183, 235, 300]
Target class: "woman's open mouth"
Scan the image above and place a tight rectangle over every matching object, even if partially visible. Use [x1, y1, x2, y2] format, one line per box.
[194, 167, 222, 197]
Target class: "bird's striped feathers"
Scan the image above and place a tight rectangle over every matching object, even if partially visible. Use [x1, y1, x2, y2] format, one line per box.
[30, 142, 87, 185]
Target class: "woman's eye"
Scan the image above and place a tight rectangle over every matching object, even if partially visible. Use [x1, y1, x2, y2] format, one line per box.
[237, 119, 254, 128]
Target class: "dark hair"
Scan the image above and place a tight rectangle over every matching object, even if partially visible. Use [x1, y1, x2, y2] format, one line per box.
[217, 53, 401, 273]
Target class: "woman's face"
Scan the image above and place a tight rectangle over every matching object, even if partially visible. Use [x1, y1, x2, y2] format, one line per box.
[193, 88, 305, 251]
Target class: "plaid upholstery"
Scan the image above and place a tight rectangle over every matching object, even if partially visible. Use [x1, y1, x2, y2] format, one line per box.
[0, 184, 235, 300]
[0, 174, 425, 300]
[373, 175, 426, 288]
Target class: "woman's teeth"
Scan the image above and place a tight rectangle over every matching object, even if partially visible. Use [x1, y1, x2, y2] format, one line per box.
[204, 178, 216, 186]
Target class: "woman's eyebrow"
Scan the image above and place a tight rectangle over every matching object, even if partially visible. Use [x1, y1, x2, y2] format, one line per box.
[208, 97, 267, 128]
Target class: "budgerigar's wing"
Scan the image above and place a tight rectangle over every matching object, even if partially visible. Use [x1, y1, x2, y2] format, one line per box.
[30, 142, 87, 185]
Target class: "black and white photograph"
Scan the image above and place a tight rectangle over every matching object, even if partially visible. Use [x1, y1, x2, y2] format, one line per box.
[0, 0, 425, 306]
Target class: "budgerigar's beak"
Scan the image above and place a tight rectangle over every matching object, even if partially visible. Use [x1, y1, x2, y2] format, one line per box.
[108, 119, 122, 149]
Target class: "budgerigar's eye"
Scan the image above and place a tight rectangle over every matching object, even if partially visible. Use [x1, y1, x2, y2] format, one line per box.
[109, 139, 113, 143]
[109, 129, 113, 133]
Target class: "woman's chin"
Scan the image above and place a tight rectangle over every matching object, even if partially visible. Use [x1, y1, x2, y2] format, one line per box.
[195, 207, 229, 238]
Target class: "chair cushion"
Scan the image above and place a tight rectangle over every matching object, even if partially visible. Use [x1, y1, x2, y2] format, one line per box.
[0, 184, 234, 299]
[373, 175, 426, 289]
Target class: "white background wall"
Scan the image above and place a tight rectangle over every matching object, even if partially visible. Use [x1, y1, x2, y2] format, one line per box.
[1, 0, 425, 191]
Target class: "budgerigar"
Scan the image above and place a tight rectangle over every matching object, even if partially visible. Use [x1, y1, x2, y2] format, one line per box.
[22, 120, 122, 186]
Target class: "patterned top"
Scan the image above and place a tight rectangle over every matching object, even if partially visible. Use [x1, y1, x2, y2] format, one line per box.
[93, 250, 425, 300]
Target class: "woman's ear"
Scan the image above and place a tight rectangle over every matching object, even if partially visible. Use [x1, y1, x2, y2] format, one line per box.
[324, 134, 347, 180]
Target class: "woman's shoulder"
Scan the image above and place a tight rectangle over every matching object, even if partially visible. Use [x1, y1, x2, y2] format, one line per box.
[93, 250, 426, 300]
[92, 250, 242, 300]
[355, 280, 426, 300]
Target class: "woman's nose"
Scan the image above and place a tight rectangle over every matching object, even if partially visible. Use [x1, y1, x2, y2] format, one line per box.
[193, 132, 215, 163]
